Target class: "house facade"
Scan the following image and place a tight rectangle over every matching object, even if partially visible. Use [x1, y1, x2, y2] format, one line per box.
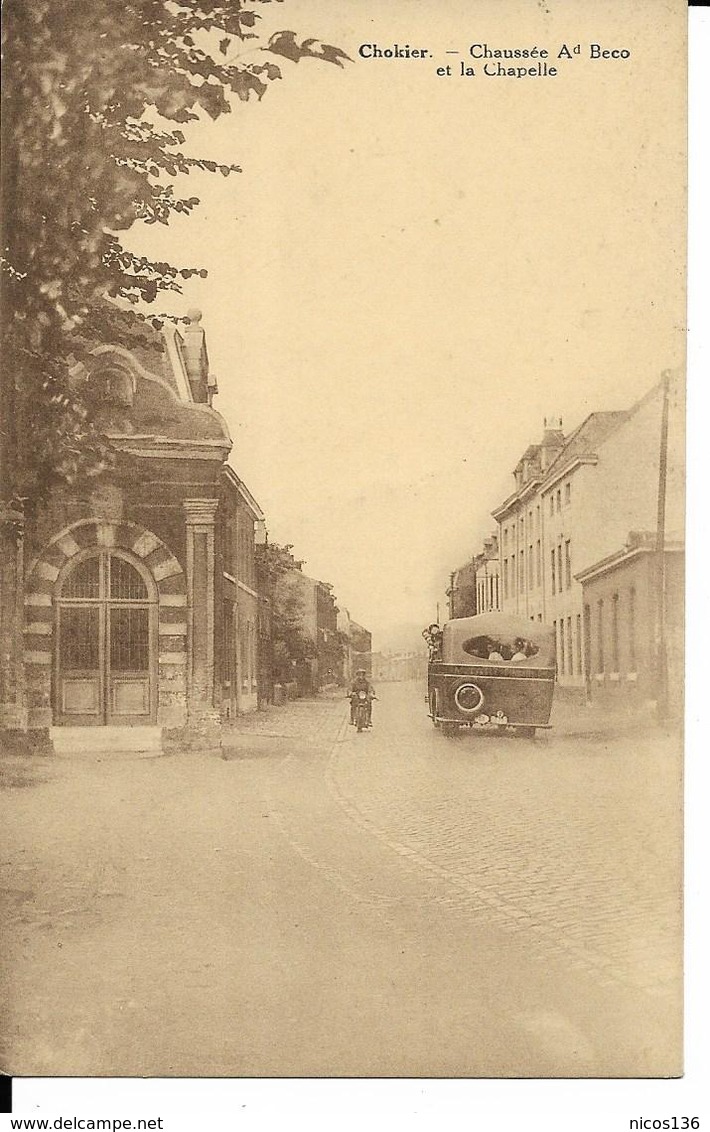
[11, 310, 265, 751]
[491, 378, 684, 692]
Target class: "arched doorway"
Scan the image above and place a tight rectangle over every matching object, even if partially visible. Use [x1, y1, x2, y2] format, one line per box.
[54, 549, 158, 725]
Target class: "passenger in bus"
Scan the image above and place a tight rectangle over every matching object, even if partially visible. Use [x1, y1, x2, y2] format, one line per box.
[463, 634, 539, 662]
[511, 637, 539, 661]
[462, 635, 500, 660]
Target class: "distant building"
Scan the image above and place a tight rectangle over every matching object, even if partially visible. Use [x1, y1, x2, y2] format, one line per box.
[275, 570, 341, 693]
[336, 609, 354, 684]
[371, 651, 427, 682]
[447, 560, 477, 619]
[447, 533, 500, 619]
[350, 621, 373, 677]
[474, 534, 501, 614]
[336, 612, 373, 683]
[315, 580, 341, 688]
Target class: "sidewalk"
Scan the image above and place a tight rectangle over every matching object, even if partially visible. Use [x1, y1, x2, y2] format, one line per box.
[549, 692, 679, 742]
[221, 692, 348, 758]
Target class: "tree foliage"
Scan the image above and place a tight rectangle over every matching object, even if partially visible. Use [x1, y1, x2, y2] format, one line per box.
[1, 0, 348, 502]
[257, 540, 317, 681]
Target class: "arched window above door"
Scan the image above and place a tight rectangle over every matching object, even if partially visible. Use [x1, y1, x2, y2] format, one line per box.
[61, 555, 100, 599]
[110, 556, 148, 600]
[58, 551, 156, 603]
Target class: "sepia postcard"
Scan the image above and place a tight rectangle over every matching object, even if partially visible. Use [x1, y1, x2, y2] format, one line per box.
[0, 0, 696, 1117]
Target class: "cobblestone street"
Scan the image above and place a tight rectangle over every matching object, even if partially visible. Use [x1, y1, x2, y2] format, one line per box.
[1, 682, 682, 1078]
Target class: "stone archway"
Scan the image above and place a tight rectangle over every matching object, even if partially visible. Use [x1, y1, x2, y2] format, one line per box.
[24, 519, 188, 729]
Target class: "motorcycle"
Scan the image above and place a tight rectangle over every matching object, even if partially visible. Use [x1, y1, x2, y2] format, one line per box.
[350, 689, 376, 733]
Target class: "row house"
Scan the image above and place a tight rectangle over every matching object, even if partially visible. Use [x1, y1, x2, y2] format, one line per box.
[491, 377, 684, 696]
[12, 309, 266, 752]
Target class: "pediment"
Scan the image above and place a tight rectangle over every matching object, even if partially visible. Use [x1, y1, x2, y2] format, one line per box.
[88, 346, 232, 452]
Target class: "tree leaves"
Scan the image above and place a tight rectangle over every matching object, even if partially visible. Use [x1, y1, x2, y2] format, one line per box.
[264, 30, 351, 67]
[1, 0, 347, 501]
[257, 541, 319, 679]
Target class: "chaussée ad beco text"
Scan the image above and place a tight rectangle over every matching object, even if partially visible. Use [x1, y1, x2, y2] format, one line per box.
[357, 42, 631, 79]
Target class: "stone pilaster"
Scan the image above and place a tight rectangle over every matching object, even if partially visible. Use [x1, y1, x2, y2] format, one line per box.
[0, 502, 28, 737]
[182, 498, 220, 750]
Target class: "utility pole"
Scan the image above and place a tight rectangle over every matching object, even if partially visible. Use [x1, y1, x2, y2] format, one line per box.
[655, 370, 671, 722]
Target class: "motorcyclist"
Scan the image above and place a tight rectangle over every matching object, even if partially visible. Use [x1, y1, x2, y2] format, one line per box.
[348, 668, 376, 727]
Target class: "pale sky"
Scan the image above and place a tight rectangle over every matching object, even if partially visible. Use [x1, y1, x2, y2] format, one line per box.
[131, 0, 686, 648]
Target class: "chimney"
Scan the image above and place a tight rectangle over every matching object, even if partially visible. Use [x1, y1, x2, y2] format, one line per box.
[483, 533, 498, 558]
[540, 415, 564, 470]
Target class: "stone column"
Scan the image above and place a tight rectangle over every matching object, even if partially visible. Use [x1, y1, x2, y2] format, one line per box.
[0, 502, 28, 740]
[183, 498, 220, 750]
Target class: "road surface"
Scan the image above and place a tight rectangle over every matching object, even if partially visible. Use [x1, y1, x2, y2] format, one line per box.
[1, 681, 682, 1077]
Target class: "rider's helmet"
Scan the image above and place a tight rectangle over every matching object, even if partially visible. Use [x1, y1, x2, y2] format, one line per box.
[356, 668, 367, 676]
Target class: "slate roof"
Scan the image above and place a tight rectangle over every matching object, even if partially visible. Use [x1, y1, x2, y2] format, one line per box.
[543, 410, 629, 481]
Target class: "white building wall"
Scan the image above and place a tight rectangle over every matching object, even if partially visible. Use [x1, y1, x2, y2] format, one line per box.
[579, 381, 683, 572]
[498, 494, 546, 624]
[541, 466, 589, 686]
